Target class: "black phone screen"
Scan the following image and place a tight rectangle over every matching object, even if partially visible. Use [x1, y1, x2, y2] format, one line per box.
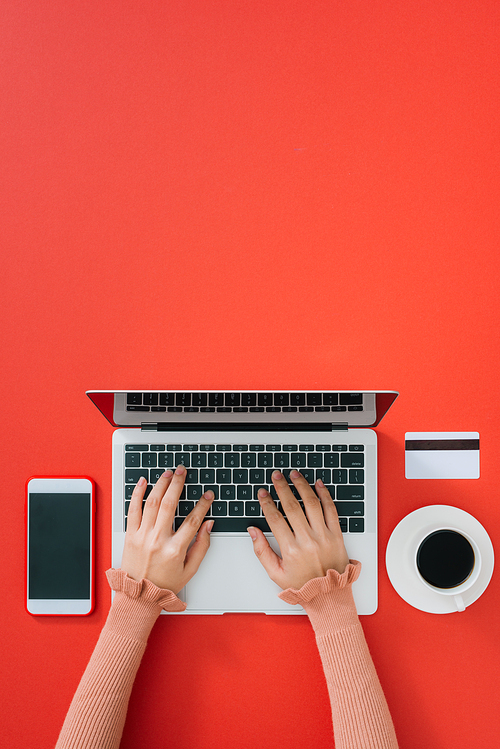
[28, 493, 91, 599]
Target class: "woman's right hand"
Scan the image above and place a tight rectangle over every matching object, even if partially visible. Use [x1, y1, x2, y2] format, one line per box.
[121, 465, 215, 594]
[247, 470, 350, 591]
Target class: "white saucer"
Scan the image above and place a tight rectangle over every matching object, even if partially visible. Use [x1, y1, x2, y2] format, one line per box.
[386, 505, 495, 613]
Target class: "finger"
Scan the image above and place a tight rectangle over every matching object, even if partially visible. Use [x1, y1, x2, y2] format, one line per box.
[247, 525, 284, 586]
[126, 476, 148, 534]
[142, 463, 186, 530]
[288, 470, 327, 533]
[173, 489, 215, 549]
[257, 487, 295, 549]
[316, 480, 343, 532]
[141, 468, 176, 530]
[183, 519, 214, 580]
[270, 470, 310, 535]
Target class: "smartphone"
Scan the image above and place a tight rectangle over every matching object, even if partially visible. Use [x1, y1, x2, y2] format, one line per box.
[25, 476, 95, 615]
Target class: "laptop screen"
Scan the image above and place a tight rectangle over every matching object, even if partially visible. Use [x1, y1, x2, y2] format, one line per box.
[86, 391, 398, 429]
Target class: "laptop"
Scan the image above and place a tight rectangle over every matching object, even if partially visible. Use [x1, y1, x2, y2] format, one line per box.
[87, 390, 398, 615]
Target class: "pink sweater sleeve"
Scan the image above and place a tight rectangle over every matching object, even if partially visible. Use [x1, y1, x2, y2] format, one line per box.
[56, 564, 397, 749]
[55, 569, 186, 749]
[279, 560, 398, 749]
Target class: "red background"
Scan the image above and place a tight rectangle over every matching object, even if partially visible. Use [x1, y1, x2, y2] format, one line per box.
[2, 1, 499, 747]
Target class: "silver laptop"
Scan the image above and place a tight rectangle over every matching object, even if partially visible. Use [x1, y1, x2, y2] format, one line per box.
[87, 390, 398, 615]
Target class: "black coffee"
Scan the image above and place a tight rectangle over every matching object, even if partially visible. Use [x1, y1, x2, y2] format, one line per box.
[417, 530, 475, 589]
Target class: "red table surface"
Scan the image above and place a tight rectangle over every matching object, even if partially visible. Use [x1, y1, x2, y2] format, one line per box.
[1, 2, 499, 747]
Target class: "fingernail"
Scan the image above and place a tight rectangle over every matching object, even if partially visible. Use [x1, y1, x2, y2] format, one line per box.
[247, 527, 257, 540]
[290, 470, 300, 478]
[138, 476, 146, 486]
[272, 470, 282, 480]
[175, 465, 185, 475]
[204, 490, 214, 499]
[162, 470, 173, 478]
[316, 478, 324, 487]
[207, 520, 215, 533]
[258, 488, 268, 498]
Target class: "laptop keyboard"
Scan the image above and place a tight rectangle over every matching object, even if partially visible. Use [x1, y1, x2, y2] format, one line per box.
[124, 442, 365, 534]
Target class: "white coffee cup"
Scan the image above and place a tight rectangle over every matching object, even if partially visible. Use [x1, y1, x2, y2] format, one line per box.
[413, 526, 481, 612]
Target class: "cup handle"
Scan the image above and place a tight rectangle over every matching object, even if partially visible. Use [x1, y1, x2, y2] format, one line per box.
[454, 594, 466, 612]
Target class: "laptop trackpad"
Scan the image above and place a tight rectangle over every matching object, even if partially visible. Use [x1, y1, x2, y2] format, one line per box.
[182, 535, 302, 613]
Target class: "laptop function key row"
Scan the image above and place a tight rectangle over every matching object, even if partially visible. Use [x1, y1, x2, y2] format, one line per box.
[123, 443, 365, 535]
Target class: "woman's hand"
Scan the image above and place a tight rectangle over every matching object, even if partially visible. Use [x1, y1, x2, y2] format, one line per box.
[121, 465, 215, 594]
[247, 470, 350, 590]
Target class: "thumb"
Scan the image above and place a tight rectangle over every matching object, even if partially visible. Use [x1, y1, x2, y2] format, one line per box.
[247, 526, 283, 584]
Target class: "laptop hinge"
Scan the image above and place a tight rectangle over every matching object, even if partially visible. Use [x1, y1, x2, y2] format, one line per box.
[141, 422, 349, 432]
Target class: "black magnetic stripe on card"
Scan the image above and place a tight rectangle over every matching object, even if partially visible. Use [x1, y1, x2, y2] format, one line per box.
[405, 439, 479, 451]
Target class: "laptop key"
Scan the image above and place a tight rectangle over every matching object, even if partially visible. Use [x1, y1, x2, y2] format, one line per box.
[349, 469, 364, 484]
[178, 501, 195, 516]
[191, 453, 207, 468]
[275, 453, 290, 468]
[324, 453, 340, 467]
[290, 453, 307, 468]
[187, 485, 203, 500]
[245, 501, 261, 516]
[203, 517, 271, 533]
[332, 469, 348, 484]
[341, 453, 365, 468]
[316, 469, 331, 484]
[125, 469, 148, 484]
[334, 501, 364, 516]
[127, 394, 143, 405]
[233, 469, 248, 483]
[250, 469, 265, 484]
[158, 453, 174, 468]
[229, 502, 244, 516]
[349, 518, 365, 532]
[340, 393, 363, 405]
[307, 453, 323, 468]
[125, 453, 141, 467]
[208, 453, 224, 467]
[258, 453, 274, 467]
[211, 501, 228, 516]
[200, 469, 215, 482]
[337, 485, 364, 500]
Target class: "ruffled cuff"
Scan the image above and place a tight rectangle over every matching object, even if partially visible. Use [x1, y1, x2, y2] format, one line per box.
[106, 569, 187, 612]
[104, 569, 186, 643]
[278, 560, 362, 636]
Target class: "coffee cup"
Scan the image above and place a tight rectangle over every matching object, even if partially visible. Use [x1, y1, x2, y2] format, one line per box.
[414, 526, 481, 611]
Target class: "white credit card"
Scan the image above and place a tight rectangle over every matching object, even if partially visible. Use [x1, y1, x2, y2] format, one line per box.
[405, 432, 480, 479]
